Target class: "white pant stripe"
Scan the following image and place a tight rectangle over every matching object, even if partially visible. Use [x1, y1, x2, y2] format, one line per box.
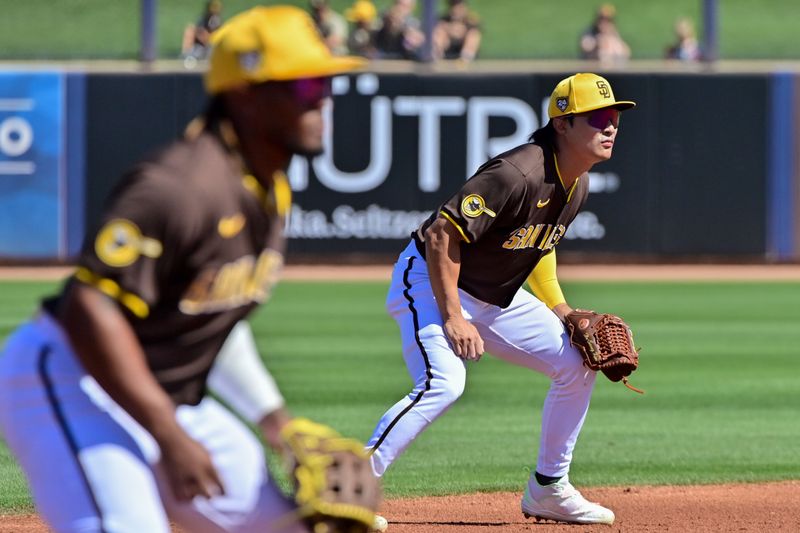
[369, 255, 432, 454]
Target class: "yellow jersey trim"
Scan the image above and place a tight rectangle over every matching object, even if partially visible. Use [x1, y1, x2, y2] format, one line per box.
[272, 171, 292, 217]
[553, 153, 580, 203]
[439, 211, 471, 243]
[242, 174, 266, 204]
[566, 176, 580, 203]
[242, 172, 292, 216]
[218, 213, 247, 238]
[74, 267, 150, 319]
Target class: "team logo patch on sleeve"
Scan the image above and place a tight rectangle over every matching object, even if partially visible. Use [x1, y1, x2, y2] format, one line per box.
[461, 194, 496, 218]
[95, 219, 163, 267]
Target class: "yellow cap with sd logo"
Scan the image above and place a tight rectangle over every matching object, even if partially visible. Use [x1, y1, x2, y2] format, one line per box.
[205, 5, 366, 94]
[548, 73, 636, 118]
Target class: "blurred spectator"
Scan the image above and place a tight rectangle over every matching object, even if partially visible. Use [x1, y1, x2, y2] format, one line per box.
[181, 0, 224, 63]
[433, 0, 482, 62]
[579, 3, 630, 63]
[310, 0, 349, 56]
[374, 0, 425, 60]
[345, 0, 379, 58]
[665, 17, 702, 62]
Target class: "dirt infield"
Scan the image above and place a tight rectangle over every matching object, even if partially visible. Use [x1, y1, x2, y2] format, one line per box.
[378, 481, 800, 532]
[4, 263, 800, 282]
[3, 481, 798, 532]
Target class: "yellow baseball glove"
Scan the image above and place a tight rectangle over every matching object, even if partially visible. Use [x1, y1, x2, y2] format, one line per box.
[280, 418, 382, 533]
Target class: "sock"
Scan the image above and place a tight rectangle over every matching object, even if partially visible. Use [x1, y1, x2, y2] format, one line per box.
[535, 472, 562, 486]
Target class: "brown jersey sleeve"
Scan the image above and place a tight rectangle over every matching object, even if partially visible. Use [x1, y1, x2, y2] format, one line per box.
[439, 158, 529, 244]
[77, 168, 205, 319]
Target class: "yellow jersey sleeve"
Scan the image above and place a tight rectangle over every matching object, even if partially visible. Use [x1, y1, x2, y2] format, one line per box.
[526, 249, 566, 309]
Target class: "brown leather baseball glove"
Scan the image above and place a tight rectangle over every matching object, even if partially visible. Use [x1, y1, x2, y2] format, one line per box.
[564, 309, 643, 393]
[280, 417, 382, 533]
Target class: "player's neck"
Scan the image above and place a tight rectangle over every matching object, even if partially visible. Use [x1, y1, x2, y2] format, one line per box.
[554, 149, 592, 189]
[238, 140, 291, 189]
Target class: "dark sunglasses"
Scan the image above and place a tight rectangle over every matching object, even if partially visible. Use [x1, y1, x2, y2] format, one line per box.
[286, 77, 332, 107]
[580, 107, 621, 130]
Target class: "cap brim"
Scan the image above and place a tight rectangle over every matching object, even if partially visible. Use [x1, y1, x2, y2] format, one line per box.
[583, 100, 636, 113]
[272, 56, 368, 80]
[611, 100, 636, 111]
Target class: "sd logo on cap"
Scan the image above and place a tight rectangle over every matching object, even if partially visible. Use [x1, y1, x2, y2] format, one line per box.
[547, 73, 635, 119]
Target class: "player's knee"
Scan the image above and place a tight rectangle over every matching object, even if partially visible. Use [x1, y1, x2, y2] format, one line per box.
[429, 374, 465, 406]
[550, 343, 590, 383]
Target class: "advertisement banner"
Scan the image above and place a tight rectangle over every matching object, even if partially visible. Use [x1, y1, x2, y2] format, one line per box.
[285, 73, 657, 255]
[0, 72, 64, 258]
[80, 71, 771, 259]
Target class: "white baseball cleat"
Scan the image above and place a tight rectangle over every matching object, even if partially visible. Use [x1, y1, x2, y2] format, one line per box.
[521, 476, 615, 525]
[370, 514, 388, 532]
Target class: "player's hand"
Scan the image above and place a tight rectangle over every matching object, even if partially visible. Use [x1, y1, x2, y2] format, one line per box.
[159, 430, 226, 501]
[552, 302, 574, 323]
[443, 316, 484, 361]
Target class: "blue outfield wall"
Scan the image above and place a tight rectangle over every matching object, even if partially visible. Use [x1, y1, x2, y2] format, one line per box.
[0, 68, 798, 261]
[766, 72, 796, 261]
[65, 73, 87, 258]
[0, 71, 66, 259]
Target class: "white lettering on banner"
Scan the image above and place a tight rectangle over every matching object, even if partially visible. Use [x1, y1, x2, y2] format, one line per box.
[312, 96, 393, 193]
[0, 99, 35, 112]
[286, 204, 432, 239]
[288, 75, 541, 194]
[332, 76, 350, 95]
[467, 97, 537, 177]
[541, 97, 549, 127]
[564, 212, 605, 240]
[587, 172, 620, 193]
[0, 161, 35, 174]
[394, 96, 466, 192]
[0, 110, 36, 175]
[0, 116, 34, 157]
[356, 73, 379, 95]
[287, 153, 309, 191]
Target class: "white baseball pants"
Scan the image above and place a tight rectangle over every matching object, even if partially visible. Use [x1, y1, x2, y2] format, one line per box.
[0, 312, 306, 533]
[367, 241, 597, 479]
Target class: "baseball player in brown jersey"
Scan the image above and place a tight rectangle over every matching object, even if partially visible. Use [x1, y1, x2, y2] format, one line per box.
[366, 73, 635, 526]
[0, 7, 367, 533]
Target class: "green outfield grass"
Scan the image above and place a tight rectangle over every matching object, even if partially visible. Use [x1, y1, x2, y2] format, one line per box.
[2, 0, 800, 60]
[1, 278, 799, 512]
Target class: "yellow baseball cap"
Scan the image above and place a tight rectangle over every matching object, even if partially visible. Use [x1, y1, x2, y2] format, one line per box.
[548, 73, 635, 119]
[345, 0, 378, 23]
[205, 5, 366, 94]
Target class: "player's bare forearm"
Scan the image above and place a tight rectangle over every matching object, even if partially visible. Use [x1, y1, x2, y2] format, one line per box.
[258, 406, 292, 452]
[59, 282, 224, 499]
[60, 283, 179, 438]
[425, 218, 464, 322]
[425, 218, 484, 360]
[552, 302, 574, 323]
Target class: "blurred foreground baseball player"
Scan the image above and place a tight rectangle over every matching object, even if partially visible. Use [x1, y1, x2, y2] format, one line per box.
[367, 73, 635, 527]
[0, 6, 380, 533]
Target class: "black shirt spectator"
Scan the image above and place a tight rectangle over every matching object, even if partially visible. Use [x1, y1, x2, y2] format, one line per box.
[433, 0, 482, 62]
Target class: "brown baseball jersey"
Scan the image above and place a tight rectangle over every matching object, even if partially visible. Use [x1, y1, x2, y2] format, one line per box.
[413, 142, 588, 308]
[44, 130, 289, 405]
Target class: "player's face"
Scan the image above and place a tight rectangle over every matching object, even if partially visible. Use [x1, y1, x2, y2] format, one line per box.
[254, 77, 332, 157]
[569, 107, 620, 162]
[282, 77, 332, 156]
